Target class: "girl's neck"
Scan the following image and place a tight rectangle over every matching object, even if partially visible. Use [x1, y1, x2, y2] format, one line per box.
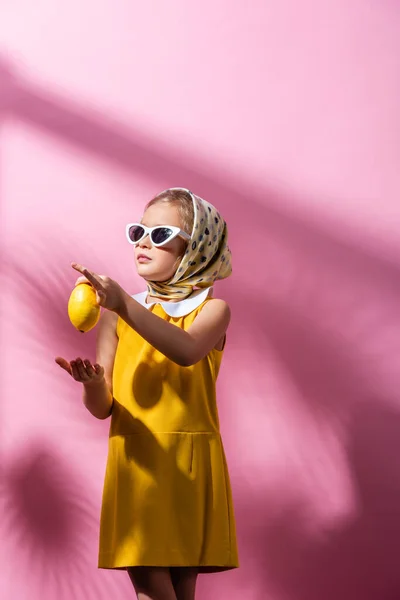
[145, 293, 183, 304]
[145, 287, 211, 305]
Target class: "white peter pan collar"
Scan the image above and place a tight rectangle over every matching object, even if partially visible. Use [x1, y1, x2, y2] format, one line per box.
[132, 287, 212, 317]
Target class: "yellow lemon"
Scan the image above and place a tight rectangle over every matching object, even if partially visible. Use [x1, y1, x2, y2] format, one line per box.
[68, 282, 100, 333]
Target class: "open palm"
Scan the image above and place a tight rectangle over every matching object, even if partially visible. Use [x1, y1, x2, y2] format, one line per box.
[55, 357, 105, 385]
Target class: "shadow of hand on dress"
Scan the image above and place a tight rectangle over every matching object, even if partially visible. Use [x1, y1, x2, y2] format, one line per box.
[132, 358, 195, 410]
[132, 361, 165, 409]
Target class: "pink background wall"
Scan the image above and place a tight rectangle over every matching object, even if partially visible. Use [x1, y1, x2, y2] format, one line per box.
[1, 1, 400, 599]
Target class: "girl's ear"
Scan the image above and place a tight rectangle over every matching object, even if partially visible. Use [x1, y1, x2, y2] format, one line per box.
[173, 255, 183, 271]
[174, 239, 188, 268]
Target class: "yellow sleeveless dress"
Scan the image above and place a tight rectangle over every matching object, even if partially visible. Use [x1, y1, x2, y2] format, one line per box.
[98, 288, 239, 572]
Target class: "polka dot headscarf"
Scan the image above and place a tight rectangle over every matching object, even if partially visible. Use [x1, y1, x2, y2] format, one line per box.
[146, 188, 232, 300]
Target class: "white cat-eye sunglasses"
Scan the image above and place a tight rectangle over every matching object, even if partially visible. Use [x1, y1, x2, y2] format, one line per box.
[126, 187, 195, 247]
[126, 223, 191, 247]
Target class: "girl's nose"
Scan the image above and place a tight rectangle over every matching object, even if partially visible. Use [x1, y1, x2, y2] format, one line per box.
[138, 234, 151, 249]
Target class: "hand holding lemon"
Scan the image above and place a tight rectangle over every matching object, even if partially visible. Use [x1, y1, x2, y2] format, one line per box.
[57, 262, 126, 389]
[71, 263, 126, 312]
[68, 263, 127, 332]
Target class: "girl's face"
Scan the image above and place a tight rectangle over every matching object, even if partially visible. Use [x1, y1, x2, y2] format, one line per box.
[134, 202, 188, 283]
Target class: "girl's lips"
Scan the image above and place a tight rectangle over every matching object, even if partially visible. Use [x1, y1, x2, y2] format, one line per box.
[137, 255, 151, 263]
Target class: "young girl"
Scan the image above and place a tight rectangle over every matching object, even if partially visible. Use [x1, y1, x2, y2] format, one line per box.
[56, 187, 239, 600]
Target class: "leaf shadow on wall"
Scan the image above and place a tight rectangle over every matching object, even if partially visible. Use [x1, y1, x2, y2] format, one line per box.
[0, 442, 127, 599]
[0, 235, 113, 440]
[239, 400, 400, 600]
[2, 56, 400, 600]
[0, 53, 399, 279]
[219, 222, 400, 599]
[212, 273, 400, 598]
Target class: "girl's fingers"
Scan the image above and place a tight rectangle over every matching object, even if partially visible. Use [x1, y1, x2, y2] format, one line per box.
[57, 357, 100, 382]
[70, 360, 87, 381]
[84, 359, 95, 376]
[55, 357, 72, 374]
[70, 360, 79, 380]
[75, 358, 90, 381]
[96, 290, 106, 305]
[71, 263, 105, 293]
[94, 363, 105, 377]
[75, 276, 91, 287]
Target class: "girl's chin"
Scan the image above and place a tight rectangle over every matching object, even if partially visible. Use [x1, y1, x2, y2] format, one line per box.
[136, 269, 174, 283]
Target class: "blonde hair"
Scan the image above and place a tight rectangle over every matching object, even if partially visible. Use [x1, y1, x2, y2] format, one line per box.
[145, 189, 195, 235]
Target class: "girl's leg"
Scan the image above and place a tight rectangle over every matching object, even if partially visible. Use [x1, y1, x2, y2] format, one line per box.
[128, 567, 177, 600]
[170, 567, 198, 600]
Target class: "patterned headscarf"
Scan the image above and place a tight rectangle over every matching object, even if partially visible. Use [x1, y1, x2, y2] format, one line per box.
[146, 188, 232, 300]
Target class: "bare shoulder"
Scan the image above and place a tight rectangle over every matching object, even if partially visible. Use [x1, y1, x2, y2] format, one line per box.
[189, 296, 231, 333]
[202, 297, 231, 318]
[190, 298, 231, 353]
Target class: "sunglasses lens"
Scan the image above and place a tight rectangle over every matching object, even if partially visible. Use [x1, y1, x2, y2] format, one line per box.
[151, 227, 173, 245]
[129, 225, 145, 243]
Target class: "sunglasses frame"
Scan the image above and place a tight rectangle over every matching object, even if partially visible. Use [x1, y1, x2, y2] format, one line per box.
[126, 223, 191, 247]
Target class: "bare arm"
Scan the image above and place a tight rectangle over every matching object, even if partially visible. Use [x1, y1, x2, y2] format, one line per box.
[56, 310, 118, 420]
[82, 310, 118, 419]
[117, 292, 230, 367]
[82, 378, 113, 420]
[69, 264, 230, 368]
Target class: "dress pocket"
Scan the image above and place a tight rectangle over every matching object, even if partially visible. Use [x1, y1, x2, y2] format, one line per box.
[175, 433, 195, 479]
